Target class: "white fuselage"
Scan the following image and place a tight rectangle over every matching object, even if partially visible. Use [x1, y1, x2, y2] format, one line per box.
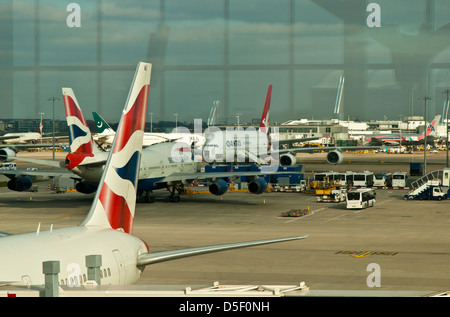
[70, 142, 198, 183]
[0, 226, 148, 285]
[2, 132, 42, 144]
[202, 130, 269, 164]
[96, 132, 205, 150]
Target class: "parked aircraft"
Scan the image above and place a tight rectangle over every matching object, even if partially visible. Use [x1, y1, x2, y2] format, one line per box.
[202, 85, 381, 166]
[0, 62, 307, 286]
[0, 118, 44, 144]
[0, 80, 294, 203]
[92, 111, 205, 150]
[365, 115, 441, 145]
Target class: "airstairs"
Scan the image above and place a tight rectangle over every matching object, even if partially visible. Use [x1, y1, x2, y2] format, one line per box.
[405, 169, 448, 199]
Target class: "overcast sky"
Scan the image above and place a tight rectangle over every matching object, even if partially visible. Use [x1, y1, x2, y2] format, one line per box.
[3, 0, 450, 125]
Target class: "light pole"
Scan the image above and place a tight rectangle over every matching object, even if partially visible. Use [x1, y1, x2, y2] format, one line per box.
[47, 97, 60, 162]
[443, 90, 450, 167]
[149, 112, 153, 132]
[418, 96, 431, 176]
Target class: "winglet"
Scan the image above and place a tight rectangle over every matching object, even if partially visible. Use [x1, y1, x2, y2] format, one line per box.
[80, 62, 152, 234]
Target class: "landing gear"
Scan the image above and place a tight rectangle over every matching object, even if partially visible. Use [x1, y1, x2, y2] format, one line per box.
[168, 183, 184, 203]
[137, 190, 155, 203]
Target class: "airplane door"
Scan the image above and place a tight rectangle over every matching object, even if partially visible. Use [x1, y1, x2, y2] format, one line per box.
[112, 249, 125, 285]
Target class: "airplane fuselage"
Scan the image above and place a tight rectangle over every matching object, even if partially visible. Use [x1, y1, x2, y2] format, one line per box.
[203, 130, 269, 164]
[70, 142, 198, 189]
[96, 133, 205, 149]
[0, 226, 148, 286]
[2, 132, 42, 144]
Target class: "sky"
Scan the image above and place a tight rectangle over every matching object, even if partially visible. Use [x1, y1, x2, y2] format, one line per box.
[2, 0, 450, 126]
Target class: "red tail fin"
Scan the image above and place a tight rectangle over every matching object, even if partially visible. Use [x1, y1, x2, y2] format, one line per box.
[259, 84, 272, 135]
[81, 62, 152, 234]
[37, 118, 44, 136]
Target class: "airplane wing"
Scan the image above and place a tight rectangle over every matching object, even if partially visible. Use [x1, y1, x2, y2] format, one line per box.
[278, 137, 322, 146]
[157, 169, 299, 185]
[0, 144, 60, 151]
[0, 156, 65, 168]
[271, 145, 382, 155]
[0, 168, 75, 179]
[0, 155, 107, 169]
[137, 235, 307, 266]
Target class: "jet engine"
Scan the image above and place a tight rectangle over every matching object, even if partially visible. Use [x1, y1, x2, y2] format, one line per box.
[279, 153, 296, 166]
[7, 176, 32, 192]
[208, 179, 228, 196]
[75, 181, 98, 194]
[0, 148, 16, 162]
[248, 178, 268, 194]
[326, 150, 343, 165]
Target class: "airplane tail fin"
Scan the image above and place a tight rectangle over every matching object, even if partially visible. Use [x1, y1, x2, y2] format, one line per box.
[63, 88, 96, 155]
[37, 118, 44, 136]
[207, 100, 219, 127]
[428, 115, 440, 136]
[259, 84, 272, 135]
[418, 115, 441, 140]
[93, 112, 116, 135]
[80, 62, 151, 234]
[62, 87, 100, 169]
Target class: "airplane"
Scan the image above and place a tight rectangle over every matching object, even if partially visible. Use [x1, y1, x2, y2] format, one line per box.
[0, 62, 307, 287]
[0, 81, 297, 203]
[364, 115, 441, 146]
[92, 111, 206, 150]
[202, 85, 382, 166]
[0, 118, 44, 144]
[0, 118, 69, 164]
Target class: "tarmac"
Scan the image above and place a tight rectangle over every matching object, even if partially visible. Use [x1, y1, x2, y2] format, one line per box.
[1, 150, 450, 296]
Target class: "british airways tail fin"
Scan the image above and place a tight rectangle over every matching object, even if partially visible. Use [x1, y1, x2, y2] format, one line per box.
[80, 62, 151, 234]
[62, 88, 103, 170]
[259, 84, 272, 135]
[63, 88, 97, 155]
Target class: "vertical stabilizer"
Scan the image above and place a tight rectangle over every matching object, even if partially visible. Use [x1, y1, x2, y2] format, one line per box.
[259, 84, 272, 135]
[93, 112, 116, 135]
[80, 62, 152, 234]
[418, 115, 441, 140]
[37, 118, 44, 136]
[63, 88, 96, 155]
[334, 75, 344, 121]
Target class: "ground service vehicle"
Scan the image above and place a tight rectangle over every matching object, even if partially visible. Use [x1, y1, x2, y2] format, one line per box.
[352, 171, 374, 187]
[404, 183, 447, 200]
[346, 188, 376, 209]
[392, 172, 407, 187]
[373, 173, 392, 187]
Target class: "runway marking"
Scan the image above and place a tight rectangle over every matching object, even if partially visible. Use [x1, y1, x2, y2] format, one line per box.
[282, 204, 340, 223]
[281, 199, 394, 224]
[55, 214, 77, 219]
[335, 250, 399, 257]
